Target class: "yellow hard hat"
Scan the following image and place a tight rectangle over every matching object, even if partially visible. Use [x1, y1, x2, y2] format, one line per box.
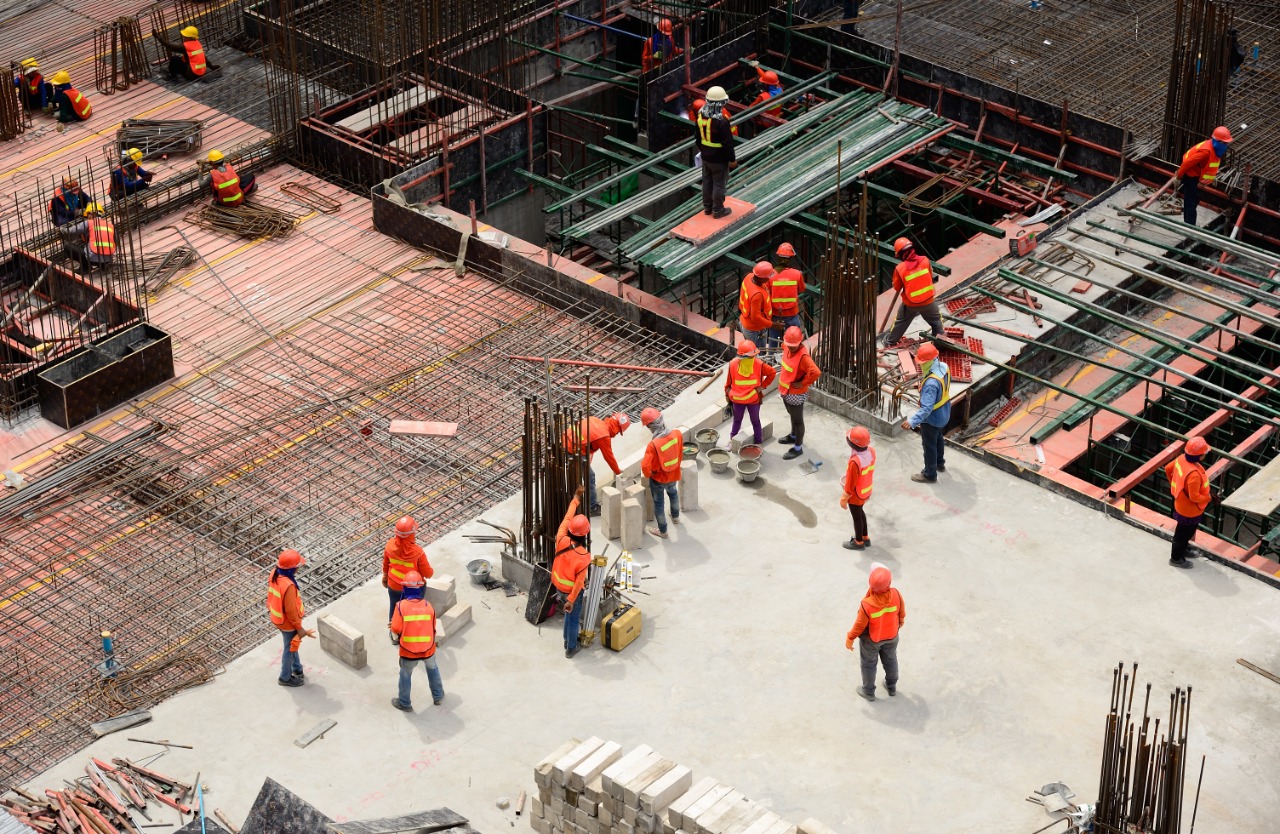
[21, 58, 38, 70]
[207, 149, 224, 163]
[126, 147, 143, 162]
[51, 70, 71, 85]
[180, 26, 198, 38]
[84, 202, 103, 215]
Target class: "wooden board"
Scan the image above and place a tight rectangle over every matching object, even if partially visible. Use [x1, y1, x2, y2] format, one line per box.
[389, 420, 458, 438]
[335, 86, 435, 132]
[1222, 452, 1280, 517]
[293, 718, 337, 749]
[669, 197, 757, 244]
[90, 709, 151, 738]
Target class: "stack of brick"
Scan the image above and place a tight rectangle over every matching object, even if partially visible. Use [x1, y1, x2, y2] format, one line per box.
[530, 741, 832, 834]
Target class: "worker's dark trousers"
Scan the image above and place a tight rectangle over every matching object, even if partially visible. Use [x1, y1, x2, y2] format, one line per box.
[858, 634, 898, 695]
[386, 587, 403, 627]
[1170, 513, 1201, 563]
[782, 394, 806, 447]
[701, 161, 727, 212]
[169, 56, 199, 81]
[1181, 179, 1200, 225]
[885, 300, 944, 344]
[848, 503, 868, 542]
[919, 422, 945, 479]
[842, 0, 862, 34]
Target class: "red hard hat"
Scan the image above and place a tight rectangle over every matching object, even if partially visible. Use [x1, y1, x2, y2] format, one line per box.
[737, 339, 758, 356]
[401, 570, 425, 589]
[277, 549, 305, 569]
[847, 426, 870, 447]
[612, 412, 630, 433]
[395, 516, 417, 537]
[658, 18, 673, 34]
[1186, 437, 1210, 455]
[1212, 125, 1233, 143]
[640, 407, 662, 426]
[776, 242, 795, 258]
[783, 326, 804, 347]
[916, 342, 939, 362]
[760, 70, 780, 85]
[893, 237, 913, 257]
[869, 566, 892, 593]
[692, 98, 705, 110]
[568, 514, 591, 537]
[753, 261, 775, 278]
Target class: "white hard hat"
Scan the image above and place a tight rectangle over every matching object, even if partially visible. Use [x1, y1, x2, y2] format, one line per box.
[706, 86, 728, 103]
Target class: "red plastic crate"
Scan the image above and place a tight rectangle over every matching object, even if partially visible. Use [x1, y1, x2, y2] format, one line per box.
[988, 396, 1022, 427]
[966, 336, 984, 358]
[935, 349, 972, 382]
[944, 296, 998, 318]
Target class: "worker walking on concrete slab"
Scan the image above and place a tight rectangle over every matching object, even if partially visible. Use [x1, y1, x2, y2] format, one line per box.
[641, 18, 680, 74]
[551, 487, 593, 658]
[110, 148, 153, 199]
[845, 564, 904, 701]
[901, 342, 950, 483]
[267, 549, 314, 687]
[383, 515, 434, 643]
[49, 70, 91, 122]
[389, 570, 444, 710]
[696, 86, 736, 219]
[840, 426, 875, 550]
[1164, 437, 1214, 569]
[722, 340, 776, 449]
[1176, 126, 1232, 226]
[65, 202, 114, 275]
[202, 150, 257, 206]
[739, 261, 773, 348]
[564, 412, 630, 515]
[769, 243, 806, 340]
[777, 326, 820, 460]
[641, 407, 682, 539]
[884, 237, 943, 345]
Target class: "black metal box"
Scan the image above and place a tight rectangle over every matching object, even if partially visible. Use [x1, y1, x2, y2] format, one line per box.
[37, 323, 175, 429]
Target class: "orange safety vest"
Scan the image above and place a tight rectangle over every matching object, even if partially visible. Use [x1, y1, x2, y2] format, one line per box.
[728, 356, 764, 404]
[771, 266, 803, 314]
[778, 346, 812, 395]
[183, 39, 207, 76]
[384, 538, 424, 590]
[87, 219, 115, 256]
[566, 416, 608, 454]
[752, 91, 783, 120]
[896, 257, 935, 305]
[395, 598, 436, 658]
[648, 430, 683, 483]
[210, 163, 244, 205]
[1167, 454, 1210, 516]
[65, 87, 91, 119]
[1184, 140, 1221, 185]
[551, 541, 590, 595]
[739, 279, 771, 331]
[852, 448, 875, 503]
[266, 575, 303, 627]
[862, 587, 901, 642]
[26, 72, 43, 96]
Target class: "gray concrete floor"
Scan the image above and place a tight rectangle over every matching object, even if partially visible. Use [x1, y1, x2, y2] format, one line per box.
[29, 385, 1280, 834]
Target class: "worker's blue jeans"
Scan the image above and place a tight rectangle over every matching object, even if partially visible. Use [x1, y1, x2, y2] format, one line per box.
[397, 655, 444, 707]
[920, 422, 946, 479]
[563, 596, 583, 652]
[278, 630, 303, 682]
[741, 328, 769, 350]
[770, 315, 803, 341]
[649, 478, 680, 534]
[1181, 178, 1199, 225]
[588, 467, 597, 511]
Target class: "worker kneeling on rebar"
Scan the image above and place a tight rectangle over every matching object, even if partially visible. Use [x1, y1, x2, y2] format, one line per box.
[202, 150, 257, 207]
[155, 25, 218, 81]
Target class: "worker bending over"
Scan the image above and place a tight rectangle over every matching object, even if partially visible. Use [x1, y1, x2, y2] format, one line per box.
[564, 411, 630, 515]
[155, 25, 215, 81]
[267, 549, 314, 687]
[641, 408, 682, 539]
[389, 570, 445, 710]
[65, 202, 114, 275]
[16, 59, 48, 111]
[48, 177, 90, 227]
[901, 342, 950, 483]
[49, 71, 91, 122]
[722, 339, 775, 450]
[1176, 126, 1232, 227]
[1164, 437, 1213, 569]
[840, 426, 875, 550]
[551, 487, 593, 659]
[845, 564, 904, 701]
[202, 150, 257, 206]
[695, 86, 736, 219]
[777, 326, 820, 461]
[110, 148, 153, 199]
[382, 515, 434, 642]
[641, 19, 680, 73]
[883, 237, 943, 345]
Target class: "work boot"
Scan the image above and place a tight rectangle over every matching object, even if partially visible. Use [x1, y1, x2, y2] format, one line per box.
[936, 464, 946, 473]
[589, 504, 602, 517]
[433, 695, 444, 705]
[278, 677, 303, 688]
[886, 685, 897, 697]
[857, 687, 875, 701]
[291, 671, 305, 683]
[783, 446, 803, 460]
[671, 515, 681, 525]
[647, 526, 668, 539]
[703, 207, 713, 216]
[777, 434, 796, 445]
[1169, 558, 1193, 569]
[911, 472, 937, 483]
[713, 207, 732, 219]
[391, 698, 412, 712]
[842, 537, 865, 551]
[565, 646, 581, 659]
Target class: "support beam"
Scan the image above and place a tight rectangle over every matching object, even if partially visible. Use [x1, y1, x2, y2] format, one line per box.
[860, 179, 1006, 239]
[890, 159, 1025, 213]
[941, 134, 1076, 180]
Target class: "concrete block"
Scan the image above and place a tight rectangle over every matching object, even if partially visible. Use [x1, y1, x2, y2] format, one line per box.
[640, 765, 693, 814]
[677, 461, 698, 512]
[702, 799, 763, 834]
[577, 795, 598, 814]
[598, 805, 612, 827]
[571, 740, 623, 789]
[584, 776, 607, 803]
[666, 778, 719, 828]
[534, 799, 545, 819]
[551, 797, 565, 815]
[762, 822, 794, 834]
[532, 817, 551, 834]
[677, 786, 732, 832]
[602, 745, 655, 794]
[576, 806, 594, 824]
[620, 498, 644, 551]
[608, 750, 664, 800]
[692, 791, 744, 834]
[617, 822, 634, 834]
[553, 737, 605, 785]
[730, 419, 773, 451]
[424, 575, 457, 614]
[635, 813, 657, 834]
[689, 403, 728, 434]
[623, 758, 675, 806]
[796, 821, 838, 834]
[599, 486, 622, 540]
[437, 602, 472, 642]
[637, 477, 655, 521]
[734, 813, 782, 834]
[316, 614, 367, 670]
[537, 740, 581, 776]
[719, 812, 772, 834]
[623, 806, 637, 824]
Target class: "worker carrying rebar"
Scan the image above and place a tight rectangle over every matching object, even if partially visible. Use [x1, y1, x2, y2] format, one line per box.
[383, 515, 434, 644]
[641, 408, 682, 540]
[778, 326, 820, 461]
[110, 148, 153, 199]
[48, 177, 90, 227]
[1164, 437, 1214, 570]
[840, 426, 876, 550]
[641, 19, 681, 74]
[49, 71, 91, 123]
[65, 202, 114, 275]
[202, 150, 257, 206]
[845, 563, 904, 702]
[551, 486, 592, 659]
[389, 570, 445, 711]
[883, 237, 944, 345]
[739, 261, 774, 348]
[1176, 126, 1232, 227]
[267, 548, 314, 687]
[722, 339, 776, 450]
[695, 86, 736, 219]
[770, 242, 806, 338]
[564, 411, 630, 515]
[901, 341, 950, 483]
[155, 25, 215, 81]
[15, 58, 49, 111]
[746, 61, 783, 128]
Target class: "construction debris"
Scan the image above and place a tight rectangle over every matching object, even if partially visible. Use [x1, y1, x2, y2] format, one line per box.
[89, 711, 152, 739]
[184, 204, 300, 240]
[293, 720, 338, 750]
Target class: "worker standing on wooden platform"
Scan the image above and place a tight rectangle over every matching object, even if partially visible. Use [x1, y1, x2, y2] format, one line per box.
[564, 412, 630, 515]
[777, 326, 820, 461]
[641, 19, 680, 74]
[1164, 437, 1213, 569]
[770, 242, 806, 339]
[845, 564, 904, 701]
[49, 71, 91, 123]
[883, 237, 944, 345]
[202, 150, 257, 206]
[722, 340, 776, 450]
[840, 426, 875, 550]
[738, 261, 773, 349]
[154, 25, 215, 81]
[110, 148, 153, 199]
[641, 408, 682, 540]
[15, 59, 49, 111]
[1176, 126, 1232, 227]
[383, 516, 434, 643]
[696, 86, 736, 219]
[901, 342, 950, 484]
[551, 487, 593, 659]
[48, 177, 89, 227]
[65, 202, 114, 275]
[389, 570, 445, 710]
[267, 549, 313, 687]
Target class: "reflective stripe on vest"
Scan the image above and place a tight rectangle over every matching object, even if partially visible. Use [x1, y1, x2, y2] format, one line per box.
[863, 589, 901, 642]
[1187, 141, 1221, 184]
[67, 88, 91, 119]
[696, 115, 721, 148]
[399, 614, 434, 644]
[739, 280, 769, 327]
[779, 349, 807, 394]
[27, 74, 42, 95]
[925, 368, 950, 411]
[729, 357, 762, 403]
[902, 264, 934, 302]
[88, 220, 115, 255]
[211, 165, 243, 204]
[266, 576, 302, 626]
[855, 449, 876, 499]
[387, 555, 415, 583]
[655, 432, 681, 471]
[184, 40, 207, 75]
[551, 569, 574, 592]
[771, 278, 798, 305]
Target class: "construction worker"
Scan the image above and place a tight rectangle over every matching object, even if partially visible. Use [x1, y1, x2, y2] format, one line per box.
[738, 261, 773, 348]
[49, 71, 91, 123]
[845, 563, 904, 701]
[1164, 437, 1213, 569]
[883, 237, 944, 345]
[1176, 126, 1232, 227]
[155, 25, 213, 81]
[267, 549, 314, 687]
[382, 515, 434, 643]
[641, 19, 680, 74]
[641, 407, 682, 539]
[48, 177, 89, 227]
[110, 148, 153, 199]
[777, 326, 820, 461]
[564, 411, 629, 515]
[551, 486, 592, 659]
[901, 342, 950, 483]
[389, 570, 444, 710]
[840, 426, 875, 550]
[65, 202, 114, 274]
[722, 340, 776, 449]
[770, 242, 806, 339]
[15, 59, 49, 111]
[202, 150, 257, 207]
[687, 98, 737, 136]
[747, 62, 783, 128]
[695, 86, 736, 219]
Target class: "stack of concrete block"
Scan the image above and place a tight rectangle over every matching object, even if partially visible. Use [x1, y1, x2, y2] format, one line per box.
[316, 614, 367, 669]
[423, 573, 473, 643]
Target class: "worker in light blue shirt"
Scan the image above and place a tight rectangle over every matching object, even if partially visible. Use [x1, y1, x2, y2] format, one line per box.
[901, 342, 951, 483]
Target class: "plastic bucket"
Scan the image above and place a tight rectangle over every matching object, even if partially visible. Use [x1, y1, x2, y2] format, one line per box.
[738, 443, 762, 461]
[694, 428, 720, 453]
[737, 460, 761, 483]
[466, 558, 491, 585]
[707, 448, 732, 474]
[683, 442, 700, 460]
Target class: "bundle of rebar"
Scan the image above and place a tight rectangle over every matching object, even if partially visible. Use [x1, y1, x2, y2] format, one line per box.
[116, 119, 204, 160]
[1160, 0, 1233, 162]
[520, 396, 588, 570]
[185, 204, 299, 240]
[94, 16, 151, 95]
[0, 67, 27, 141]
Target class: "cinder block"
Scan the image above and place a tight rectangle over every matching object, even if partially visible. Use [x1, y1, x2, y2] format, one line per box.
[622, 806, 638, 825]
[317, 614, 367, 670]
[551, 797, 565, 815]
[424, 575, 457, 614]
[640, 765, 692, 814]
[577, 795, 598, 814]
[437, 603, 472, 642]
[598, 806, 612, 827]
[583, 776, 607, 803]
[637, 477, 655, 521]
[678, 785, 732, 832]
[796, 821, 838, 834]
[730, 419, 773, 451]
[623, 759, 675, 806]
[571, 740, 623, 790]
[532, 816, 551, 834]
[617, 821, 634, 834]
[666, 778, 719, 829]
[620, 498, 644, 551]
[553, 737, 606, 785]
[602, 745, 655, 794]
[693, 791, 744, 834]
[608, 750, 664, 800]
[635, 812, 657, 834]
[599, 486, 623, 540]
[734, 812, 782, 834]
[534, 799, 545, 819]
[677, 461, 697, 512]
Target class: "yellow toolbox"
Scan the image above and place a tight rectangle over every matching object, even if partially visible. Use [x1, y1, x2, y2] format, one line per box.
[603, 604, 642, 651]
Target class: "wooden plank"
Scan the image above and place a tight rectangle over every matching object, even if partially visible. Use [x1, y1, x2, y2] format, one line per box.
[1237, 658, 1280, 686]
[388, 420, 458, 438]
[388, 105, 492, 154]
[293, 718, 337, 749]
[1222, 452, 1280, 516]
[89, 709, 151, 738]
[335, 86, 435, 132]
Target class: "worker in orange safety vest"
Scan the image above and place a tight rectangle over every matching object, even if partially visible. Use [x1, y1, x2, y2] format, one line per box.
[722, 339, 776, 449]
[769, 242, 806, 340]
[382, 515, 434, 643]
[49, 70, 91, 122]
[1164, 436, 1214, 569]
[845, 563, 904, 701]
[739, 261, 774, 349]
[65, 202, 114, 275]
[640, 407, 682, 539]
[746, 62, 783, 130]
[641, 18, 681, 74]
[389, 570, 445, 710]
[883, 237, 944, 345]
[1176, 126, 1232, 227]
[563, 412, 630, 515]
[267, 548, 314, 687]
[777, 325, 820, 461]
[551, 486, 593, 658]
[840, 426, 876, 550]
[202, 149, 258, 206]
[155, 25, 216, 81]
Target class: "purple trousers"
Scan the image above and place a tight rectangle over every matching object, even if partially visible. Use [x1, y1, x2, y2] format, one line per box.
[730, 403, 763, 443]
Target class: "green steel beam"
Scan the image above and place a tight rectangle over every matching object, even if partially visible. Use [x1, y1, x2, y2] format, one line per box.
[516, 169, 655, 229]
[859, 179, 1006, 239]
[1080, 219, 1280, 289]
[508, 39, 638, 87]
[941, 134, 1076, 180]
